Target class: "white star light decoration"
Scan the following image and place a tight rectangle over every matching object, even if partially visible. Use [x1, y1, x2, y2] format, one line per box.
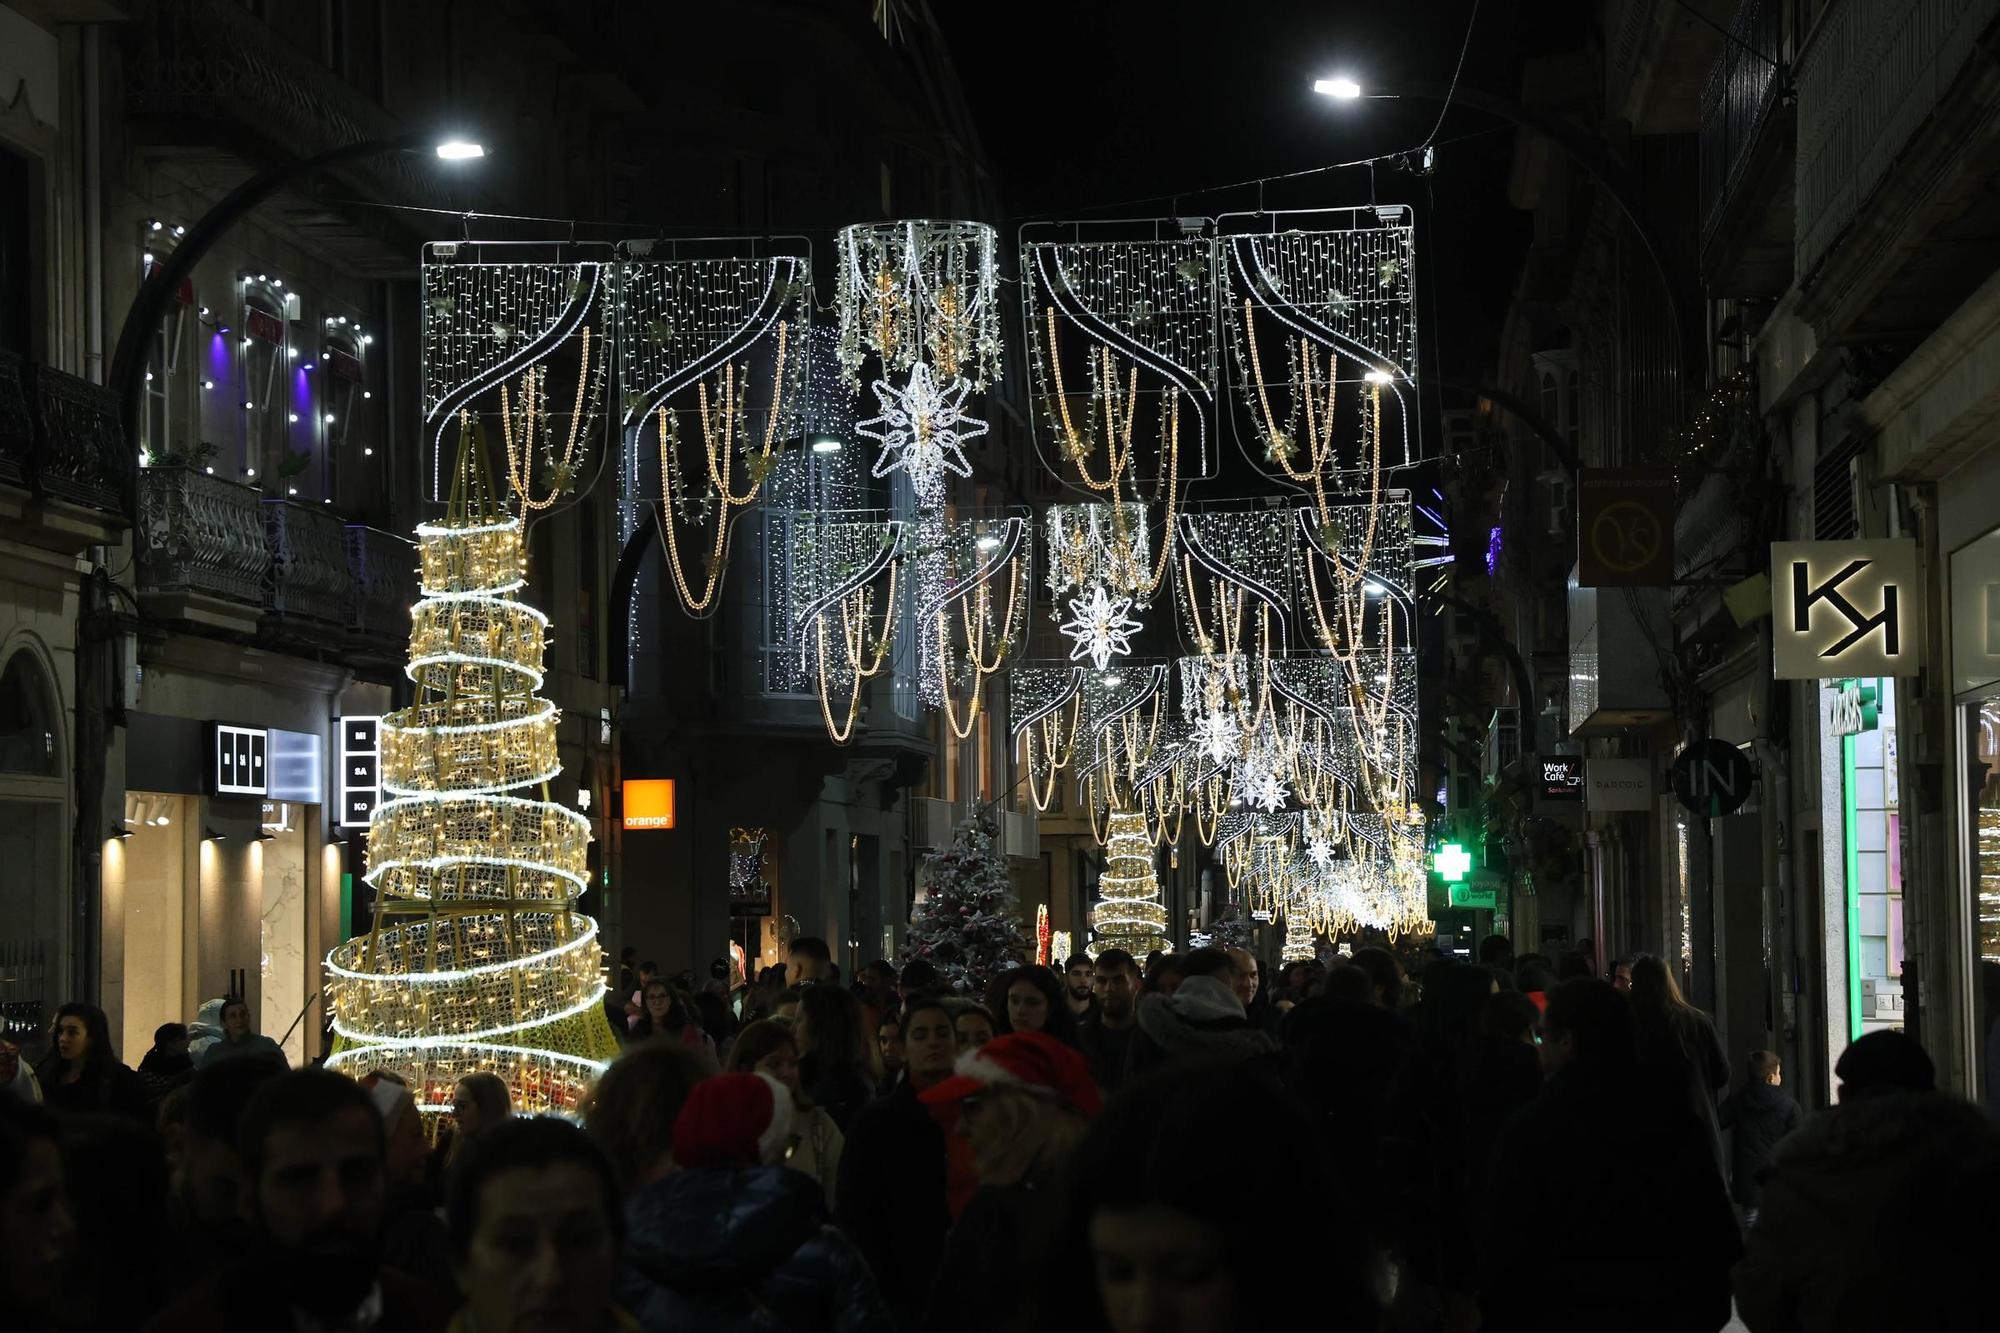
[1190, 710, 1241, 765]
[1061, 583, 1142, 671]
[1306, 837, 1336, 870]
[857, 362, 986, 500]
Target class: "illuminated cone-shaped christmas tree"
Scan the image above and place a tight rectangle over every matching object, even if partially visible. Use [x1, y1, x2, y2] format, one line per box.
[1091, 807, 1166, 958]
[1280, 888, 1317, 963]
[326, 424, 619, 1117]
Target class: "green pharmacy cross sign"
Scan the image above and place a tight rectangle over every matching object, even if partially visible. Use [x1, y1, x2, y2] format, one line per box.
[1433, 842, 1472, 883]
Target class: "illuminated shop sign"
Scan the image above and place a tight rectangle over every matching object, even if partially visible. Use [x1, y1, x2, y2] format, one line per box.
[340, 717, 380, 827]
[1771, 540, 1919, 679]
[209, 723, 266, 796]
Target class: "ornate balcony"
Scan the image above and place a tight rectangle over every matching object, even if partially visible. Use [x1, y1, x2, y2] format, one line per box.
[30, 364, 129, 515]
[137, 465, 271, 609]
[0, 350, 30, 490]
[1697, 0, 1792, 296]
[263, 498, 351, 628]
[123, 0, 462, 270]
[0, 354, 130, 528]
[345, 524, 417, 650]
[1793, 0, 2000, 331]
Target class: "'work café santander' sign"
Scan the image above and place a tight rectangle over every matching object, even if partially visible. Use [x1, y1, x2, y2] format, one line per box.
[1770, 540, 1920, 680]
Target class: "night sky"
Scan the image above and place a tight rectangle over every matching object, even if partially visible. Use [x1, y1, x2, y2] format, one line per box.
[938, 0, 1592, 388]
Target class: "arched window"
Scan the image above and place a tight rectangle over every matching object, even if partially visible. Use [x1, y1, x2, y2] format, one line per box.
[0, 650, 60, 777]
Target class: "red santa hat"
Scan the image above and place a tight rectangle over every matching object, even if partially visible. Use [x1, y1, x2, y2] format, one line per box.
[919, 1029, 1102, 1117]
[672, 1072, 795, 1167]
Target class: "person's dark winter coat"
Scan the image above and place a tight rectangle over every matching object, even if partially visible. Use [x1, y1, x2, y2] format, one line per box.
[1128, 975, 1277, 1076]
[1074, 1015, 1138, 1095]
[1718, 1080, 1801, 1208]
[923, 1179, 1052, 1333]
[834, 1080, 950, 1328]
[1733, 1091, 2000, 1333]
[145, 1262, 455, 1333]
[36, 1057, 148, 1120]
[800, 1054, 874, 1135]
[1636, 1005, 1730, 1172]
[620, 1162, 889, 1332]
[1479, 1064, 1740, 1332]
[1457, 1034, 1542, 1193]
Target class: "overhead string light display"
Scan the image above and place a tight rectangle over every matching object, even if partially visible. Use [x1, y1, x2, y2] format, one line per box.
[420, 242, 612, 505]
[1022, 229, 1219, 680]
[616, 244, 811, 615]
[326, 416, 620, 1119]
[822, 219, 1017, 733]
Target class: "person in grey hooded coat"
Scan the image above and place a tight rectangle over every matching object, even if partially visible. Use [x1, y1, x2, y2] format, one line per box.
[1127, 973, 1278, 1077]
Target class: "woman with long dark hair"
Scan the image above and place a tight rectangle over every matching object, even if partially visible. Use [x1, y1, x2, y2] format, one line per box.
[628, 979, 717, 1067]
[1629, 954, 1730, 1171]
[985, 963, 1080, 1048]
[32, 1002, 147, 1119]
[726, 1018, 843, 1206]
[793, 984, 875, 1133]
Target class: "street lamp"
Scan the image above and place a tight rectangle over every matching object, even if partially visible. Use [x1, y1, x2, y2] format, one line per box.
[107, 131, 486, 512]
[1311, 76, 1691, 389]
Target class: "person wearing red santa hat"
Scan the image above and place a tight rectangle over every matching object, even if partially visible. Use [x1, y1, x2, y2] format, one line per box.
[918, 1031, 1102, 1333]
[613, 1072, 889, 1331]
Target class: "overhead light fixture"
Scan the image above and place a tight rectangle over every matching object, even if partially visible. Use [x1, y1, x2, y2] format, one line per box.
[252, 828, 275, 842]
[808, 433, 844, 455]
[435, 139, 486, 161]
[1364, 369, 1393, 384]
[172, 224, 186, 237]
[1313, 76, 1363, 100]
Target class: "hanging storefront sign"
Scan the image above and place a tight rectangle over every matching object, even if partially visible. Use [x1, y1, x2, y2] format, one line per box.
[339, 717, 380, 827]
[1771, 539, 1920, 679]
[266, 727, 324, 804]
[1538, 755, 1584, 802]
[208, 723, 266, 797]
[1670, 739, 1755, 818]
[1579, 469, 1675, 587]
[622, 778, 677, 830]
[1586, 757, 1653, 811]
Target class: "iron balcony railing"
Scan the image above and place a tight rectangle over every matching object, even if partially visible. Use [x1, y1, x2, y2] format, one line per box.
[0, 351, 130, 517]
[1698, 0, 1785, 247]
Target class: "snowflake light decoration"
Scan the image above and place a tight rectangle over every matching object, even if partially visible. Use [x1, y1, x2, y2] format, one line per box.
[1061, 583, 1143, 671]
[1190, 710, 1241, 765]
[1306, 836, 1336, 870]
[857, 361, 986, 500]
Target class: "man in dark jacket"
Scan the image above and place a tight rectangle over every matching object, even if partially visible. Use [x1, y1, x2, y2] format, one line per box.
[1127, 972, 1278, 1077]
[1478, 980, 1739, 1333]
[1718, 1049, 1801, 1223]
[835, 994, 959, 1328]
[146, 1068, 454, 1333]
[1074, 948, 1141, 1094]
[1733, 1033, 2000, 1332]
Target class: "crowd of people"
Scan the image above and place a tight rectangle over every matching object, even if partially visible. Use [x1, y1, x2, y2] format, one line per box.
[4, 933, 1997, 1332]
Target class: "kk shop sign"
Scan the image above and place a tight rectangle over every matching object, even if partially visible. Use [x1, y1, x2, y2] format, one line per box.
[1771, 540, 1920, 679]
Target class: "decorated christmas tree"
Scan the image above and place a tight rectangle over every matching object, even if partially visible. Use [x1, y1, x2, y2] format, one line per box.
[905, 812, 1028, 994]
[1092, 807, 1166, 958]
[324, 423, 620, 1118]
[1206, 902, 1255, 951]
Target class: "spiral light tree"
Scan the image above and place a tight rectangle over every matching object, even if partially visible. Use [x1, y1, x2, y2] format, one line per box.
[325, 422, 619, 1117]
[1091, 807, 1166, 959]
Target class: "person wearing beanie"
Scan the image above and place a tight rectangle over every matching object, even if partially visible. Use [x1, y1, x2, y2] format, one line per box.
[918, 1032, 1100, 1333]
[616, 1072, 889, 1330]
[1126, 972, 1279, 1078]
[1734, 1032, 2000, 1332]
[1833, 1028, 1935, 1100]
